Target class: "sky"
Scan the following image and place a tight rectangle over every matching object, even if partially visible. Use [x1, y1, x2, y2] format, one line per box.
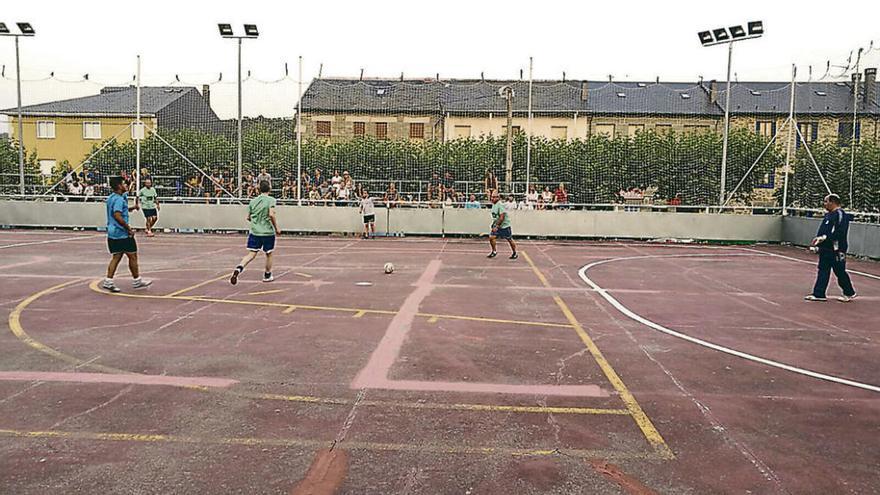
[1, 0, 879, 125]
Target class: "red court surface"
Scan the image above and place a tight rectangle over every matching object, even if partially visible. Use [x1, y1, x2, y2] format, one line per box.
[0, 230, 878, 494]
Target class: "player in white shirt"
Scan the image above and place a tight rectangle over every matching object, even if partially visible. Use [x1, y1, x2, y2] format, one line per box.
[359, 190, 376, 239]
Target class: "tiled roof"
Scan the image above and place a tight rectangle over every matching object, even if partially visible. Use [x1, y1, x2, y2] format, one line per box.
[1, 86, 198, 116]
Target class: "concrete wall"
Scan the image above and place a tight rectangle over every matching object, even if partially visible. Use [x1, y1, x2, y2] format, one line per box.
[782, 215, 880, 259]
[1, 200, 784, 242]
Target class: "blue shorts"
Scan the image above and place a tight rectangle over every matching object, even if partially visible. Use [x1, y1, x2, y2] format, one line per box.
[247, 234, 276, 253]
[491, 226, 512, 239]
[142, 208, 158, 218]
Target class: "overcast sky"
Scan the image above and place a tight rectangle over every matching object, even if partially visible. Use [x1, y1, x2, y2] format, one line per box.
[1, 0, 878, 122]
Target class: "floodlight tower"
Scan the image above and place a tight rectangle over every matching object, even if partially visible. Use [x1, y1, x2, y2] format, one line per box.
[219, 23, 259, 197]
[1, 22, 36, 195]
[698, 21, 764, 206]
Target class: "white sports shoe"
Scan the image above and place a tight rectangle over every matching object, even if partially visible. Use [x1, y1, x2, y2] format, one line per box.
[102, 281, 121, 293]
[262, 274, 274, 283]
[803, 295, 827, 302]
[837, 294, 858, 302]
[132, 279, 153, 289]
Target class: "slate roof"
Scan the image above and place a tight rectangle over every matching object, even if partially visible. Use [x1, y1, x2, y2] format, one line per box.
[302, 77, 880, 117]
[1, 86, 201, 116]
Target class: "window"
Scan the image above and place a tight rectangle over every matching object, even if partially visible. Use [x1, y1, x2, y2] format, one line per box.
[755, 121, 776, 138]
[454, 125, 471, 139]
[627, 124, 645, 138]
[36, 121, 55, 139]
[409, 122, 425, 139]
[683, 124, 710, 133]
[375, 122, 388, 139]
[82, 122, 102, 140]
[353, 122, 365, 137]
[550, 126, 568, 140]
[838, 121, 861, 147]
[595, 124, 615, 138]
[796, 122, 818, 148]
[756, 169, 776, 189]
[38, 159, 56, 176]
[502, 125, 522, 135]
[131, 122, 145, 140]
[316, 121, 331, 137]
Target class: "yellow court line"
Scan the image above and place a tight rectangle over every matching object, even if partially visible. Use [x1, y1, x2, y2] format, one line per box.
[247, 289, 286, 296]
[352, 310, 366, 318]
[294, 272, 313, 279]
[282, 306, 297, 314]
[88, 279, 573, 330]
[164, 273, 229, 297]
[521, 251, 674, 460]
[0, 428, 663, 460]
[10, 281, 619, 418]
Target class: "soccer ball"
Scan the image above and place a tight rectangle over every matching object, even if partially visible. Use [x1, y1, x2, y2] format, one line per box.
[384, 262, 394, 274]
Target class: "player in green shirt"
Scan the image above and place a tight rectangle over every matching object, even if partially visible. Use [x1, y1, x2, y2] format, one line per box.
[230, 180, 281, 284]
[488, 191, 517, 259]
[136, 177, 160, 237]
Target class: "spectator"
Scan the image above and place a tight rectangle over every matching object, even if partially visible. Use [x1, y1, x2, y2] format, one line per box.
[442, 171, 455, 195]
[257, 167, 272, 187]
[541, 186, 553, 205]
[668, 193, 682, 206]
[308, 185, 320, 203]
[282, 176, 296, 199]
[427, 172, 442, 201]
[336, 182, 350, 206]
[313, 168, 323, 186]
[384, 182, 400, 208]
[465, 194, 481, 209]
[330, 170, 342, 190]
[483, 169, 498, 196]
[68, 178, 84, 200]
[536, 195, 546, 210]
[186, 175, 202, 198]
[343, 171, 354, 191]
[526, 185, 539, 209]
[553, 183, 569, 209]
[84, 181, 96, 201]
[503, 195, 517, 211]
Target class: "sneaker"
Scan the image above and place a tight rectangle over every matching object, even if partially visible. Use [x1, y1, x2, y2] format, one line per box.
[509, 252, 518, 260]
[132, 279, 153, 289]
[837, 294, 858, 302]
[101, 281, 121, 293]
[146, 230, 155, 237]
[804, 295, 827, 302]
[487, 251, 497, 259]
[230, 270, 240, 285]
[262, 274, 274, 283]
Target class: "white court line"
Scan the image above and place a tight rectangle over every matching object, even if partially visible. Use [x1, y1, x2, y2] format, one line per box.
[578, 251, 880, 394]
[740, 247, 880, 282]
[0, 234, 101, 250]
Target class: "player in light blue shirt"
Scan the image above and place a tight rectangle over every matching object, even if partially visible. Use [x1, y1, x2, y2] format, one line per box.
[102, 176, 152, 292]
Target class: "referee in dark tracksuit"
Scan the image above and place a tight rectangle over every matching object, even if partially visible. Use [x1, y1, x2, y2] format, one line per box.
[805, 194, 857, 302]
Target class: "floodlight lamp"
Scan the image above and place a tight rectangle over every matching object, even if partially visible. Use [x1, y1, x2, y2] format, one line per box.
[698, 31, 713, 46]
[748, 21, 763, 36]
[243, 24, 259, 37]
[729, 25, 746, 38]
[712, 28, 730, 43]
[16, 22, 35, 36]
[0, 23, 9, 34]
[218, 23, 234, 37]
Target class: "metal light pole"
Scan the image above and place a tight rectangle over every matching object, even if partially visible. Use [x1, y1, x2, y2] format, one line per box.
[219, 24, 259, 198]
[698, 21, 764, 208]
[1, 22, 36, 195]
[500, 86, 514, 192]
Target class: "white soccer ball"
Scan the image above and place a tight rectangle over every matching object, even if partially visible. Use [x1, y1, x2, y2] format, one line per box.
[384, 262, 394, 274]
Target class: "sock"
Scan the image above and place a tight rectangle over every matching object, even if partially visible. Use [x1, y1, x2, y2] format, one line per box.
[235, 265, 244, 273]
[264, 271, 272, 278]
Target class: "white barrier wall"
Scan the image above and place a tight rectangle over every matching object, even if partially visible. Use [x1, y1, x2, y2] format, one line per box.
[0, 200, 783, 242]
[783, 216, 880, 259]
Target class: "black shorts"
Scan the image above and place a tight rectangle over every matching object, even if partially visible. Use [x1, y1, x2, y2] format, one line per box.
[363, 214, 375, 224]
[108, 237, 137, 254]
[142, 208, 158, 218]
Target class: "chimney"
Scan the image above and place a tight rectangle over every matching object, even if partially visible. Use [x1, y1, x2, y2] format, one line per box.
[709, 80, 718, 104]
[581, 81, 589, 102]
[865, 68, 877, 107]
[201, 84, 211, 108]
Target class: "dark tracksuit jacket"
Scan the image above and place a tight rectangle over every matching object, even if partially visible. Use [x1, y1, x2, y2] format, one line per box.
[812, 208, 856, 297]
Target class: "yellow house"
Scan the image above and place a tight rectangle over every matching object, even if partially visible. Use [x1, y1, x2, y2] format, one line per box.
[2, 86, 220, 176]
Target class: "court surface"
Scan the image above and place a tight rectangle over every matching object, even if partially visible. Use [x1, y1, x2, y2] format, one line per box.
[0, 230, 878, 494]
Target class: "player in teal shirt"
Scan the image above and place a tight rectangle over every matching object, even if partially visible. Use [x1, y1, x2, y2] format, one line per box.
[488, 190, 517, 259]
[136, 176, 160, 237]
[230, 180, 281, 284]
[102, 176, 152, 292]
